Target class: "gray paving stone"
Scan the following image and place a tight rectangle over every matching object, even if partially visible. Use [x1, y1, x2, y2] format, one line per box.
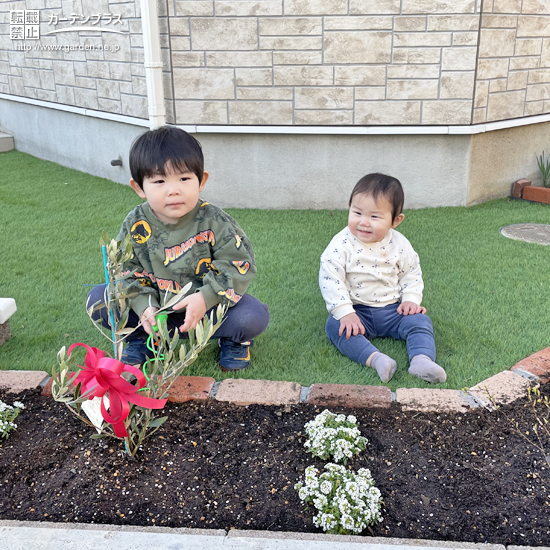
[225, 530, 507, 549]
[0, 514, 509, 550]
[500, 223, 550, 245]
[0, 521, 225, 550]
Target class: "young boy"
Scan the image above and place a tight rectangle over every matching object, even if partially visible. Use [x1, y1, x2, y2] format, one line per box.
[319, 173, 446, 384]
[87, 126, 269, 371]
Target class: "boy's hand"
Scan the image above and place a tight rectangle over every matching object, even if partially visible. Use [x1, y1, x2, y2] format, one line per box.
[339, 312, 366, 339]
[140, 306, 159, 335]
[174, 292, 208, 332]
[397, 301, 426, 316]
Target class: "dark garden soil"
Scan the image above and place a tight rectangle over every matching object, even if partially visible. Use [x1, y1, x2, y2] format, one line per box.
[1, 383, 549, 546]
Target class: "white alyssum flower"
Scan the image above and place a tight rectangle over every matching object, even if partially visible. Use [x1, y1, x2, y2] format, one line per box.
[303, 409, 367, 464]
[0, 399, 24, 439]
[0, 401, 13, 413]
[295, 462, 383, 535]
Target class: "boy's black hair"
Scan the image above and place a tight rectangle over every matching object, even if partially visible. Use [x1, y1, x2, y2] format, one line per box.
[129, 126, 204, 188]
[349, 173, 404, 221]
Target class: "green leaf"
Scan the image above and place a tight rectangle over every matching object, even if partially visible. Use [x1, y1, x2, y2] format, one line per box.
[148, 416, 168, 429]
[196, 321, 204, 344]
[80, 385, 97, 399]
[170, 330, 180, 351]
[117, 308, 130, 330]
[188, 326, 195, 347]
[115, 327, 135, 336]
[90, 434, 107, 439]
[179, 342, 187, 363]
[74, 382, 82, 400]
[57, 346, 67, 364]
[162, 282, 192, 310]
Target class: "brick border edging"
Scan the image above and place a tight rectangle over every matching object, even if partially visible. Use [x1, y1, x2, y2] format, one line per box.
[1, 350, 549, 548]
[0, 346, 548, 413]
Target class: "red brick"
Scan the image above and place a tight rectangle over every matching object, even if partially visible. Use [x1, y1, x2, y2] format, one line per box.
[511, 178, 531, 199]
[308, 384, 392, 409]
[523, 185, 550, 205]
[0, 370, 49, 393]
[512, 347, 550, 384]
[167, 376, 215, 403]
[44, 374, 215, 402]
[41, 377, 54, 397]
[41, 372, 77, 397]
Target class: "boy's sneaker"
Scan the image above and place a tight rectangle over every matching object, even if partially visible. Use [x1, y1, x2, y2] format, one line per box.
[219, 339, 252, 371]
[121, 334, 153, 366]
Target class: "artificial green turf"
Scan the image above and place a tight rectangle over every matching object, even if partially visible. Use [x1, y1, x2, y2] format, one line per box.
[1, 149, 549, 390]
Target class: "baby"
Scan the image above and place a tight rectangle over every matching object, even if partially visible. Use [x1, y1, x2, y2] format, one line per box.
[319, 173, 446, 384]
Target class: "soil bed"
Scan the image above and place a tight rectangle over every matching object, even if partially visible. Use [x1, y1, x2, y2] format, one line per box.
[1, 384, 549, 546]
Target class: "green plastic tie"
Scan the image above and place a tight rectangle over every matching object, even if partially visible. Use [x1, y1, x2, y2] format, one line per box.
[142, 313, 169, 382]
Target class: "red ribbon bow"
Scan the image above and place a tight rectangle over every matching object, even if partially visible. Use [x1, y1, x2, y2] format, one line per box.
[68, 343, 167, 438]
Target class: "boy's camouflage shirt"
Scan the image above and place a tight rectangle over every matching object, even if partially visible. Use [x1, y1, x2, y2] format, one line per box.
[118, 199, 256, 318]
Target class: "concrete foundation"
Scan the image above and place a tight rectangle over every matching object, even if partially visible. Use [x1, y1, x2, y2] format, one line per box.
[467, 121, 550, 205]
[1, 97, 548, 210]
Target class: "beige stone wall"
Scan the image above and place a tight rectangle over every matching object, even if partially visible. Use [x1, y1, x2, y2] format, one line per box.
[0, 0, 173, 122]
[170, 0, 483, 124]
[2, 0, 550, 126]
[473, 0, 550, 123]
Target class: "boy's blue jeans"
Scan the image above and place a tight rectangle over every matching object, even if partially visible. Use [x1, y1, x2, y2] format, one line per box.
[325, 302, 436, 365]
[87, 284, 269, 343]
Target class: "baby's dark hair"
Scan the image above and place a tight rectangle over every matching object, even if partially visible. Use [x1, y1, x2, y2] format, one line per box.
[349, 173, 404, 221]
[129, 126, 204, 189]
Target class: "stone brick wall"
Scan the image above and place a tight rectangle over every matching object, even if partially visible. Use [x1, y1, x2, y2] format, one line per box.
[2, 0, 550, 126]
[0, 0, 173, 122]
[473, 0, 550, 124]
[170, 0, 483, 125]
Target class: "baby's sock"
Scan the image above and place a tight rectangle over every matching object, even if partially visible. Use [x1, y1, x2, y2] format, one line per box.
[408, 355, 447, 383]
[367, 352, 397, 383]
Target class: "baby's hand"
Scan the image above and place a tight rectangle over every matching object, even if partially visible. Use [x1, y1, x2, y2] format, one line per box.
[174, 292, 208, 332]
[140, 306, 159, 335]
[397, 301, 426, 316]
[339, 312, 366, 339]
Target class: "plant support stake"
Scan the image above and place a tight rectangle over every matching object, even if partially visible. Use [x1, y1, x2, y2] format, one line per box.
[102, 245, 117, 359]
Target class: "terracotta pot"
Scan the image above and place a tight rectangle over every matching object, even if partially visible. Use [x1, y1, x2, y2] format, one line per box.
[523, 185, 550, 205]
